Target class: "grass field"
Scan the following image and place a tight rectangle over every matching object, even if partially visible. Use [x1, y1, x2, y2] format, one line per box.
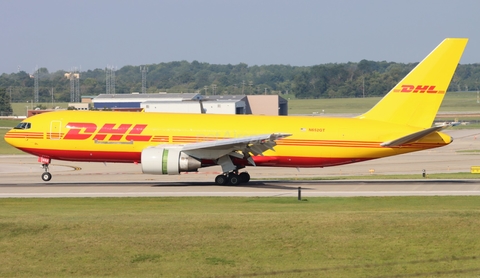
[0, 197, 479, 277]
[0, 119, 21, 127]
[0, 130, 23, 154]
[287, 91, 480, 115]
[0, 119, 23, 154]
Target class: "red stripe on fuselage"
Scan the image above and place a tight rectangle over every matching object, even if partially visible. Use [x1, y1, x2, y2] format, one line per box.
[17, 147, 372, 168]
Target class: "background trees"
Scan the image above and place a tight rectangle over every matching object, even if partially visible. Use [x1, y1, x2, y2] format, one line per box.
[0, 87, 13, 116]
[0, 61, 479, 103]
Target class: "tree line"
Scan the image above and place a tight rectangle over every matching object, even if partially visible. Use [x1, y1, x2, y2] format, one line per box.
[1, 60, 479, 106]
[0, 88, 13, 116]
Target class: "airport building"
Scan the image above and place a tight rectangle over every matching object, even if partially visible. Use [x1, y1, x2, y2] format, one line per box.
[92, 93, 202, 110]
[91, 93, 288, 115]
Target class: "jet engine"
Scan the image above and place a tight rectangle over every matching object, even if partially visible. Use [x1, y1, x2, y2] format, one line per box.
[141, 147, 201, 175]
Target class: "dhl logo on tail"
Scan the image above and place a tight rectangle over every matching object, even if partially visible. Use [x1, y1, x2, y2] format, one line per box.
[393, 85, 444, 94]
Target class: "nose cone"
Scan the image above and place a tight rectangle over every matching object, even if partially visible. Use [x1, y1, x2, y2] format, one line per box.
[4, 129, 17, 147]
[3, 129, 30, 150]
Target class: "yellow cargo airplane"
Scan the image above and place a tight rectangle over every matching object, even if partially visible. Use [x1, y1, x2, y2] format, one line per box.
[4, 38, 468, 184]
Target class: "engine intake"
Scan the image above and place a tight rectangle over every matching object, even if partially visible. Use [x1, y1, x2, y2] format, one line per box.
[141, 147, 201, 175]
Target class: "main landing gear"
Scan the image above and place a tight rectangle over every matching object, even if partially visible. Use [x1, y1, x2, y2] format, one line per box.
[41, 163, 52, 182]
[214, 171, 250, 185]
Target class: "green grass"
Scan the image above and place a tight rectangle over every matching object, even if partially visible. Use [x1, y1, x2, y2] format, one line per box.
[288, 97, 380, 114]
[0, 197, 479, 277]
[287, 91, 480, 115]
[0, 118, 21, 127]
[458, 150, 480, 154]
[0, 130, 23, 154]
[439, 91, 480, 112]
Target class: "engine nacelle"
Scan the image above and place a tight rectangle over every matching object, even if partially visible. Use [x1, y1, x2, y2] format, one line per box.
[141, 147, 201, 175]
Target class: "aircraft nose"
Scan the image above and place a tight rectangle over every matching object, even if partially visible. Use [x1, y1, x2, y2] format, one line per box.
[4, 129, 19, 147]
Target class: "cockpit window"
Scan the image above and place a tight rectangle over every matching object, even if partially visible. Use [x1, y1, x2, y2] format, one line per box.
[14, 122, 31, 130]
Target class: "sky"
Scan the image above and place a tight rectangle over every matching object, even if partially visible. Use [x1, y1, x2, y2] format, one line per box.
[1, 0, 479, 74]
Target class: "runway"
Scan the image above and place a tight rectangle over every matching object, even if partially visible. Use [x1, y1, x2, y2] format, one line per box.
[1, 179, 480, 198]
[1, 129, 480, 198]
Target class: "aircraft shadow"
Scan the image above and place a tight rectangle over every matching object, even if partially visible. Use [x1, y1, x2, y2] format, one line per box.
[2, 179, 478, 189]
[150, 180, 304, 190]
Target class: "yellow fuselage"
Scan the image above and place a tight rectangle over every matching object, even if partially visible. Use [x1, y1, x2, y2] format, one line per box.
[4, 110, 452, 168]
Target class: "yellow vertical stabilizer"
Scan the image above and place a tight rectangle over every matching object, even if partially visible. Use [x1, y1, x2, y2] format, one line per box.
[358, 38, 468, 128]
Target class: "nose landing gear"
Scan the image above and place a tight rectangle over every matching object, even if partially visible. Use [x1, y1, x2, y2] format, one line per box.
[41, 163, 52, 182]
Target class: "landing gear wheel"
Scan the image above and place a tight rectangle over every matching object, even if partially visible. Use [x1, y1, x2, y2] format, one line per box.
[228, 174, 241, 185]
[41, 172, 52, 182]
[215, 174, 228, 185]
[239, 172, 250, 183]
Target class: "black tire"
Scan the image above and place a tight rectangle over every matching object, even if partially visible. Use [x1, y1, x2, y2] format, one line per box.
[228, 174, 241, 185]
[239, 172, 250, 183]
[41, 172, 52, 182]
[215, 175, 228, 185]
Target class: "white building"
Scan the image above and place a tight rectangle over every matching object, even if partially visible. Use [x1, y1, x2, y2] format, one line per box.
[92, 93, 286, 115]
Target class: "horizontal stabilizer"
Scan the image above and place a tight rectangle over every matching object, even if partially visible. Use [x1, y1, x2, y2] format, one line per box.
[380, 124, 450, 147]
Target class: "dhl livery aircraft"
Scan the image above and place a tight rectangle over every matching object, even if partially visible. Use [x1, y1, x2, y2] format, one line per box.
[4, 38, 468, 184]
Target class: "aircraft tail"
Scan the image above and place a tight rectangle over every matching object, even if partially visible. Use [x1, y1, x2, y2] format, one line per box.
[358, 38, 468, 128]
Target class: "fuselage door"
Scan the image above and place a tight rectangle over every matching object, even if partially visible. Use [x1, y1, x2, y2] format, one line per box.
[49, 121, 62, 140]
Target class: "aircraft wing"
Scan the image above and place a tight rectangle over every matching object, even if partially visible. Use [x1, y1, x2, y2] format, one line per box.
[178, 133, 291, 173]
[182, 133, 291, 160]
[380, 124, 451, 147]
